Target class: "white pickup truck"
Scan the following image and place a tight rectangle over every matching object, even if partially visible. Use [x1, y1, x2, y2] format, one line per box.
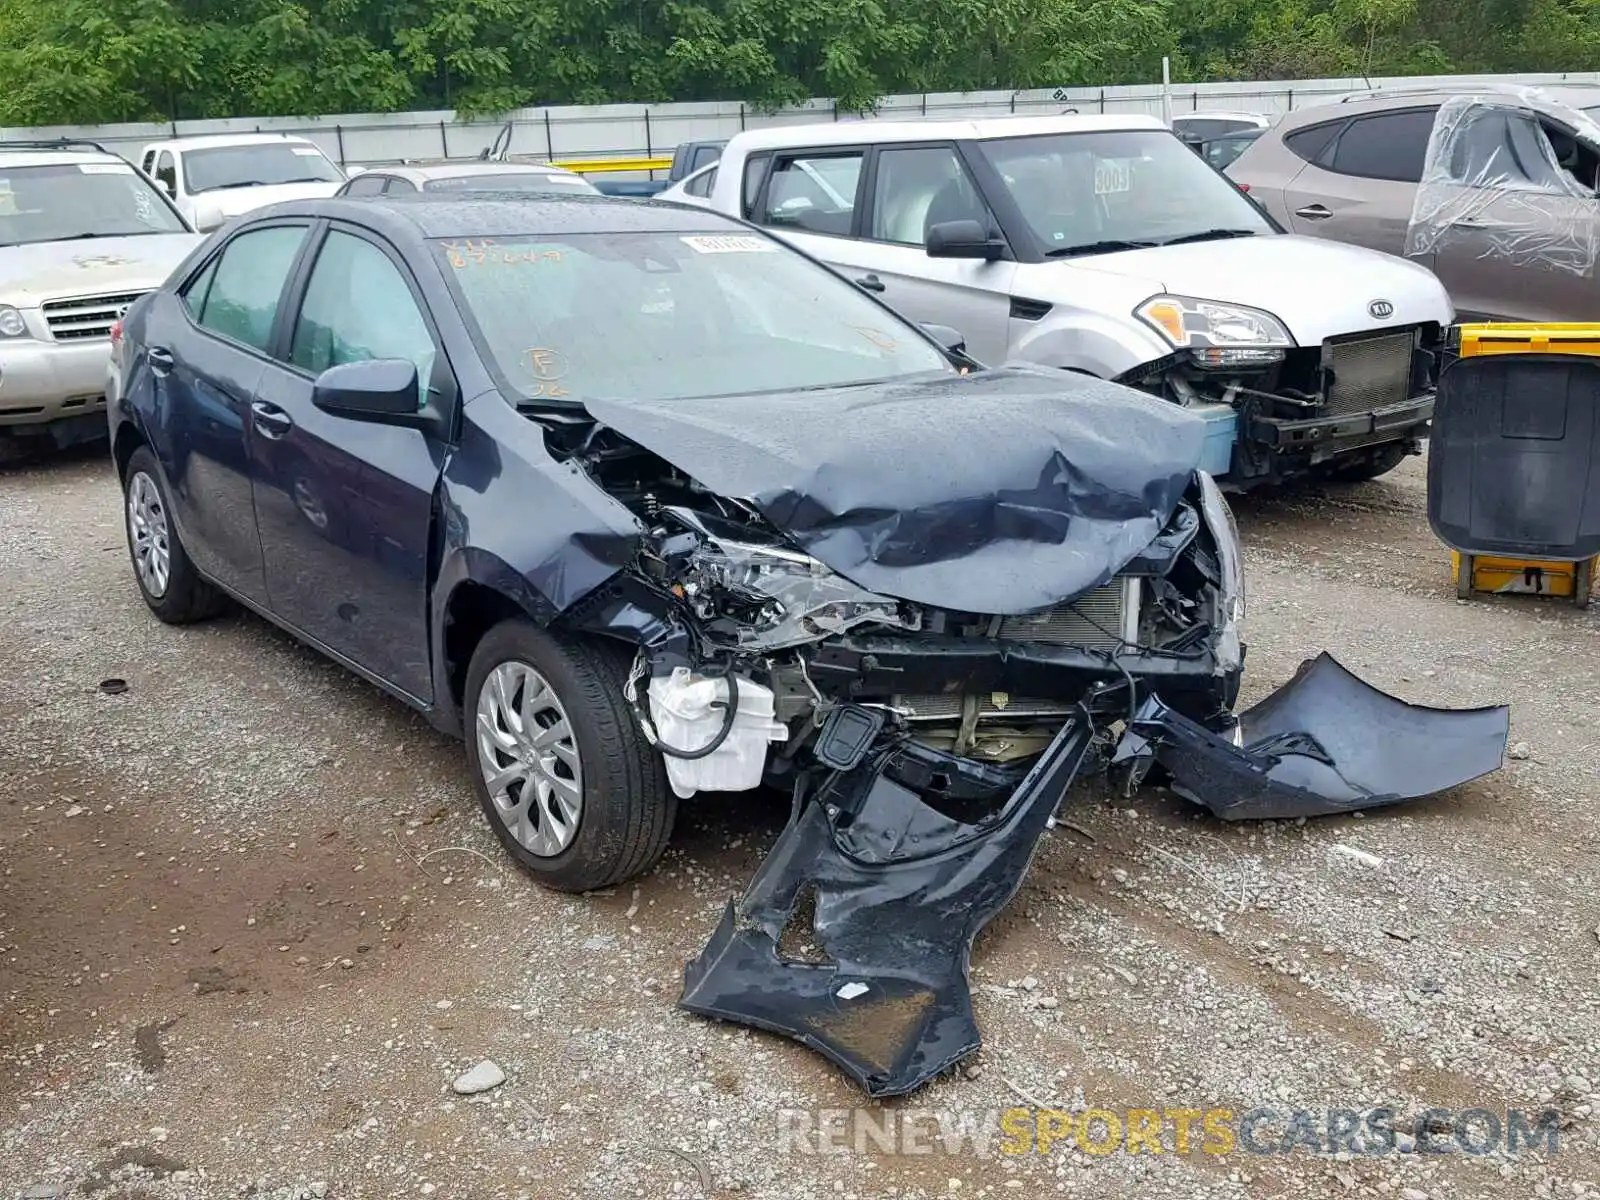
[663, 114, 1455, 488]
[138, 133, 346, 232]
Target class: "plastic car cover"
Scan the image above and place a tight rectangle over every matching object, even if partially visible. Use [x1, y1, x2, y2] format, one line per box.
[584, 365, 1208, 615]
[1405, 89, 1600, 279]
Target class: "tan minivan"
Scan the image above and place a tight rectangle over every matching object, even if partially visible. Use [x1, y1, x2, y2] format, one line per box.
[1228, 84, 1600, 322]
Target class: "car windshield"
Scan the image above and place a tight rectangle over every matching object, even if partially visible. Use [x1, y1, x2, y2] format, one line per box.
[0, 162, 188, 245]
[424, 173, 596, 194]
[439, 230, 952, 404]
[183, 143, 343, 193]
[973, 129, 1274, 256]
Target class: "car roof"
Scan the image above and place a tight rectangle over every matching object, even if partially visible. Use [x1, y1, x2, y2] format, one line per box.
[369, 161, 586, 184]
[144, 133, 322, 152]
[725, 112, 1167, 153]
[0, 146, 122, 168]
[242, 193, 748, 240]
[1296, 84, 1600, 123]
[1171, 111, 1269, 123]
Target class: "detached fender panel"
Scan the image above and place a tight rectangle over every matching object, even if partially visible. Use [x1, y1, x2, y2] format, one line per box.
[679, 712, 1095, 1097]
[1118, 652, 1509, 819]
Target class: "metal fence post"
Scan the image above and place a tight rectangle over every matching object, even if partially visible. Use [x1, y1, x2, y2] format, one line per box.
[335, 124, 346, 166]
[439, 121, 448, 158]
[544, 111, 554, 160]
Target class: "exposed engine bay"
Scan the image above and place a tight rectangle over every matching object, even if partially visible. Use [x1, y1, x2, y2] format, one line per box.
[559, 424, 1238, 763]
[532, 368, 1509, 1097]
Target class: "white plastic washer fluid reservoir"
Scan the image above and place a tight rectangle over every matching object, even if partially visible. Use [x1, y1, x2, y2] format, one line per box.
[646, 667, 789, 799]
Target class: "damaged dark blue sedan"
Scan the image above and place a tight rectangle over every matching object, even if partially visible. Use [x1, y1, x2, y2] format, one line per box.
[108, 194, 1509, 1098]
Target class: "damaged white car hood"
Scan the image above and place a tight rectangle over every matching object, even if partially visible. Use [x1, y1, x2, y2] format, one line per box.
[1029, 233, 1455, 346]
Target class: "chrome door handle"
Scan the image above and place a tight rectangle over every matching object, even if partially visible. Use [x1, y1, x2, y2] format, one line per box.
[1294, 204, 1333, 220]
[250, 400, 293, 440]
[855, 273, 886, 293]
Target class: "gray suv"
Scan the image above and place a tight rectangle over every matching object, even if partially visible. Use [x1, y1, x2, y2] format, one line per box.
[1229, 85, 1600, 322]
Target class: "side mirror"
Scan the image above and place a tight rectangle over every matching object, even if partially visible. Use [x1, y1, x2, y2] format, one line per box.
[312, 359, 426, 425]
[925, 219, 1006, 261]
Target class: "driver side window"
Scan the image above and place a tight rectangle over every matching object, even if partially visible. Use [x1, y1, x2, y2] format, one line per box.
[1448, 107, 1597, 194]
[290, 230, 437, 406]
[869, 145, 991, 246]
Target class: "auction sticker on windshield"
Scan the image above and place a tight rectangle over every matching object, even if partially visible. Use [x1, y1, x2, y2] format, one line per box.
[681, 235, 776, 254]
[1094, 159, 1133, 195]
[79, 163, 134, 174]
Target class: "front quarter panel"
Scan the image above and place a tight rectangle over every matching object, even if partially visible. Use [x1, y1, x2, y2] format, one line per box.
[1005, 301, 1171, 378]
[431, 394, 646, 714]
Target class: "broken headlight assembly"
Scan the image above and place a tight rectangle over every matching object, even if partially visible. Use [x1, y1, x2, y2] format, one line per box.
[683, 533, 920, 651]
[1136, 294, 1292, 369]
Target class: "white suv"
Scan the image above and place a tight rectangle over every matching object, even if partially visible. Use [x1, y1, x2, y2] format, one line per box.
[683, 114, 1455, 488]
[0, 140, 202, 451]
[139, 133, 346, 232]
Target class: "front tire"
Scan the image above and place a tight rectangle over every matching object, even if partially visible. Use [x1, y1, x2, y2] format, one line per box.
[122, 445, 227, 624]
[464, 620, 676, 892]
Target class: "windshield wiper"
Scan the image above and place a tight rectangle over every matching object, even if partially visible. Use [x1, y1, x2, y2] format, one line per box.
[204, 180, 269, 191]
[278, 176, 334, 184]
[1043, 239, 1159, 258]
[1159, 228, 1260, 247]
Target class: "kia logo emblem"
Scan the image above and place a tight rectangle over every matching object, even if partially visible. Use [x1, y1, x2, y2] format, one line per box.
[1368, 299, 1395, 319]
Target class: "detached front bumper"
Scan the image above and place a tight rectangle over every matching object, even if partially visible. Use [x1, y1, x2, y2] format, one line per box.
[679, 654, 1507, 1096]
[681, 711, 1097, 1097]
[1246, 394, 1434, 462]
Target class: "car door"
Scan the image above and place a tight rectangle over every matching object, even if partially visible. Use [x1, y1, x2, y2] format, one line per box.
[1422, 106, 1600, 321]
[749, 144, 1015, 366]
[1278, 107, 1437, 256]
[852, 142, 1016, 366]
[153, 221, 312, 604]
[248, 223, 450, 702]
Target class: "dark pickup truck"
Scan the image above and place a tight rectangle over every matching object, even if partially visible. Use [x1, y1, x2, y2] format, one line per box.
[592, 139, 725, 197]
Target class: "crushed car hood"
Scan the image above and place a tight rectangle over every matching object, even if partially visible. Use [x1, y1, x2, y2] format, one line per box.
[583, 366, 1207, 614]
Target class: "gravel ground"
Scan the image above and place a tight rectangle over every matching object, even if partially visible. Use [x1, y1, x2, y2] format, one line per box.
[2, 448, 1598, 1200]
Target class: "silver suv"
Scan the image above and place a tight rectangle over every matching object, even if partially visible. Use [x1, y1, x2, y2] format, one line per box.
[0, 139, 202, 451]
[1228, 85, 1600, 322]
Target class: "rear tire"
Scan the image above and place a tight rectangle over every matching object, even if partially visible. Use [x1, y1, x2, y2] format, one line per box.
[464, 619, 676, 892]
[122, 445, 227, 624]
[1325, 443, 1408, 483]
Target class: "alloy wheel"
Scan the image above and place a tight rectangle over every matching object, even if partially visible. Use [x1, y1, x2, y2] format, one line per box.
[474, 661, 584, 857]
[126, 471, 171, 599]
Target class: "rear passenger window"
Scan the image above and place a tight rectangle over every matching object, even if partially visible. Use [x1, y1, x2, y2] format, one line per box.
[1326, 109, 1438, 182]
[758, 151, 862, 236]
[1285, 122, 1346, 166]
[343, 174, 388, 196]
[192, 225, 306, 352]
